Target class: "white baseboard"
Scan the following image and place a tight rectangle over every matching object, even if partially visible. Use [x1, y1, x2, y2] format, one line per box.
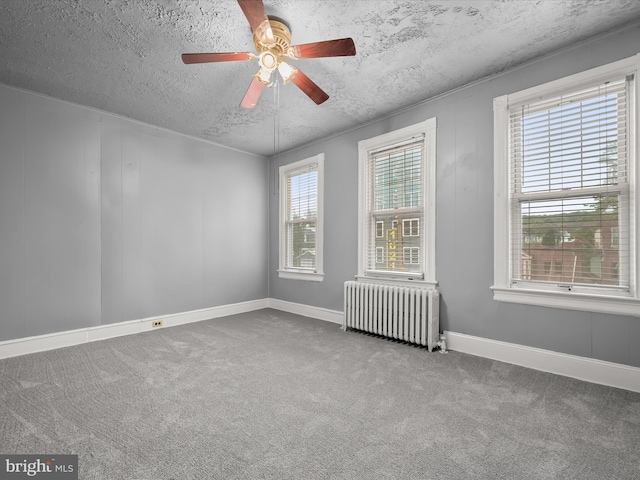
[0, 299, 269, 360]
[0, 298, 340, 360]
[267, 298, 343, 325]
[3, 301, 637, 393]
[445, 330, 640, 393]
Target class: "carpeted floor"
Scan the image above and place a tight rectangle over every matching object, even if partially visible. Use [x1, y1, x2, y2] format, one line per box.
[0, 309, 639, 479]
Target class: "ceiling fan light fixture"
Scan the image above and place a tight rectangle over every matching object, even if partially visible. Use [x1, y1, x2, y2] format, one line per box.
[259, 51, 278, 71]
[278, 61, 297, 83]
[256, 67, 273, 85]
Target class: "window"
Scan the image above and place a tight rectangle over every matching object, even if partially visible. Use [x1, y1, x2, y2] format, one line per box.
[554, 261, 563, 275]
[357, 119, 437, 286]
[278, 154, 324, 281]
[403, 219, 419, 237]
[493, 54, 640, 315]
[403, 247, 420, 265]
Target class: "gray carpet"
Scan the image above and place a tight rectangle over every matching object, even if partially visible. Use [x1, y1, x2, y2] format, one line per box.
[0, 309, 639, 479]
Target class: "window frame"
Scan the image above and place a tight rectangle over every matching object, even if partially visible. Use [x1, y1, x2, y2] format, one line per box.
[357, 118, 437, 287]
[492, 54, 640, 316]
[278, 153, 324, 282]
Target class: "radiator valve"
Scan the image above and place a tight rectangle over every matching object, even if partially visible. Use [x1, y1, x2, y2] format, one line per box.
[437, 335, 448, 354]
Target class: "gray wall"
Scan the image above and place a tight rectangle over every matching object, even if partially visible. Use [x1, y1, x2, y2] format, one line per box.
[268, 24, 640, 368]
[0, 85, 268, 342]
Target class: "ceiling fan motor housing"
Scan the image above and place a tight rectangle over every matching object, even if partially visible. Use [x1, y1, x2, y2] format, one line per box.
[253, 18, 292, 56]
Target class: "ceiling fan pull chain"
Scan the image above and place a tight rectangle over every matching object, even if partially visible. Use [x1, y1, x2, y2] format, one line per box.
[273, 78, 280, 157]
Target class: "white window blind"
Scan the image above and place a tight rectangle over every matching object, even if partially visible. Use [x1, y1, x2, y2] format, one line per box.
[365, 140, 424, 275]
[284, 162, 318, 271]
[509, 76, 631, 290]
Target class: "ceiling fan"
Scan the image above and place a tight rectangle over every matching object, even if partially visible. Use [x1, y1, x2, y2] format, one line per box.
[182, 0, 356, 108]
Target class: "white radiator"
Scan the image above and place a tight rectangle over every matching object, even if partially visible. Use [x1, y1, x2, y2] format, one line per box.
[343, 281, 440, 351]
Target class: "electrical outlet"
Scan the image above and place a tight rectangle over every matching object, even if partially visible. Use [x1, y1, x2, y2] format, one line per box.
[152, 320, 163, 327]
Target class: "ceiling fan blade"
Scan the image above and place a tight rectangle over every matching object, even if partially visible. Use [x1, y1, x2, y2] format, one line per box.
[237, 0, 275, 44]
[289, 38, 356, 59]
[182, 52, 254, 64]
[289, 68, 329, 105]
[241, 76, 267, 108]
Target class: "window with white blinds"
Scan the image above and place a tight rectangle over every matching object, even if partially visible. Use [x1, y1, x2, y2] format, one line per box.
[278, 154, 324, 281]
[493, 54, 640, 315]
[510, 77, 630, 291]
[366, 140, 424, 274]
[358, 118, 437, 284]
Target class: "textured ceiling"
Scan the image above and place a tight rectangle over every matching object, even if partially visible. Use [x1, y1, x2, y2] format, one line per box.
[2, 0, 640, 156]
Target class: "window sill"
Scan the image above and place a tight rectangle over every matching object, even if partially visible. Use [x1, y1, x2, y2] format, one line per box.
[278, 270, 324, 282]
[491, 286, 640, 317]
[356, 275, 438, 289]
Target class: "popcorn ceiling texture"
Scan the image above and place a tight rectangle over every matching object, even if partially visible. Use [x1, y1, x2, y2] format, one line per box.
[1, 0, 640, 156]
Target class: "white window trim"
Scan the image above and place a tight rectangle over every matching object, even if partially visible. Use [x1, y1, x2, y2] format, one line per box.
[492, 53, 640, 316]
[278, 153, 324, 282]
[357, 118, 437, 288]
